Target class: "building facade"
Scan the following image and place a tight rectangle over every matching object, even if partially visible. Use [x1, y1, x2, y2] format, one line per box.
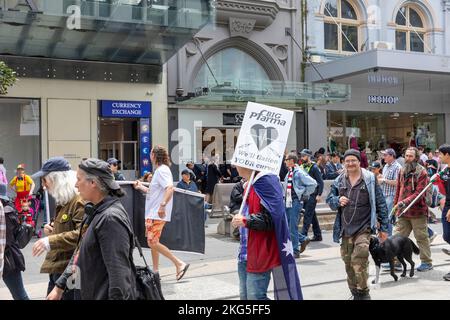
[167, 0, 303, 177]
[305, 0, 450, 159]
[0, 0, 211, 180]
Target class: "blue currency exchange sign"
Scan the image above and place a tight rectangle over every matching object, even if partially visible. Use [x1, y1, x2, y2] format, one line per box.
[101, 100, 151, 118]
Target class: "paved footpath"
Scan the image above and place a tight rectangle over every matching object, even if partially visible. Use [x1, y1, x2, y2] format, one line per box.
[1, 218, 449, 300]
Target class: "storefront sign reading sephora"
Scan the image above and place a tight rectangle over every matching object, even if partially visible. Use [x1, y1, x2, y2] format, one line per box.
[368, 95, 399, 104]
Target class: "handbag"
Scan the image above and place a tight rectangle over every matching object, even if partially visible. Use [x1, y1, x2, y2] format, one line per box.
[133, 237, 164, 300]
[15, 222, 34, 249]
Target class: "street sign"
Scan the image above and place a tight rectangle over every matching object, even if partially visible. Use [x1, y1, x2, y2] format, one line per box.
[232, 102, 293, 175]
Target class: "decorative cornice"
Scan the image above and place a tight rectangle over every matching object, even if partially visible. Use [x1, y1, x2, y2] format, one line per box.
[216, 0, 280, 20]
[215, 0, 280, 29]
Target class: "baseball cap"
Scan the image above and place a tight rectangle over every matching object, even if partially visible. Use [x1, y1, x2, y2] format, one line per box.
[32, 157, 71, 179]
[79, 158, 121, 191]
[369, 161, 382, 169]
[381, 148, 396, 157]
[16, 164, 25, 170]
[181, 169, 191, 175]
[107, 158, 121, 166]
[300, 149, 313, 157]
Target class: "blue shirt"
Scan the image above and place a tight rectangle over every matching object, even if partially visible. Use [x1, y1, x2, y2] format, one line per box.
[176, 180, 198, 192]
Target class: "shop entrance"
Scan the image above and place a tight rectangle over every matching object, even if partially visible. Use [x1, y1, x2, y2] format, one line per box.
[99, 118, 139, 180]
[0, 98, 40, 192]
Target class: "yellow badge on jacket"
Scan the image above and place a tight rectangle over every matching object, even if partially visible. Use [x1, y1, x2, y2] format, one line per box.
[62, 214, 69, 222]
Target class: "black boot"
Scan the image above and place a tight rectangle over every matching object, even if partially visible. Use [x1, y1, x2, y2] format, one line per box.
[353, 289, 371, 300]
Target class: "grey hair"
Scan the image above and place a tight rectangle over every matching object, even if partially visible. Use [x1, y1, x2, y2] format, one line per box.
[82, 171, 110, 197]
[46, 171, 78, 206]
[80, 169, 125, 198]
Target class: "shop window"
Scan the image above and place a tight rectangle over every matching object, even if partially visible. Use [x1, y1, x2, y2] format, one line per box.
[323, 0, 360, 53]
[395, 6, 426, 52]
[327, 111, 445, 161]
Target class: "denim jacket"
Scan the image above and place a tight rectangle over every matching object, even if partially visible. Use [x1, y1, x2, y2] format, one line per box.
[283, 165, 317, 201]
[326, 168, 388, 243]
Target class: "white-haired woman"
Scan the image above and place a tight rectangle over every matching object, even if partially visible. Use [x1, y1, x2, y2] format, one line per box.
[31, 157, 85, 300]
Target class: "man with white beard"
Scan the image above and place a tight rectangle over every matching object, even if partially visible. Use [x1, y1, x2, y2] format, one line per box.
[31, 157, 85, 300]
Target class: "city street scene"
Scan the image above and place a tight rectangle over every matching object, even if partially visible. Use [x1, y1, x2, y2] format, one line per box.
[0, 0, 450, 303]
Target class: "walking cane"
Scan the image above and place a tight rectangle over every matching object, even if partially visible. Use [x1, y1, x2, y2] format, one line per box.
[397, 170, 445, 218]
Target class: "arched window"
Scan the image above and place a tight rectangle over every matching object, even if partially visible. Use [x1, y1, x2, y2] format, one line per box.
[193, 48, 271, 90]
[323, 0, 360, 53]
[395, 6, 426, 52]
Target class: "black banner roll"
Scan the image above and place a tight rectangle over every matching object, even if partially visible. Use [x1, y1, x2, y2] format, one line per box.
[119, 183, 206, 254]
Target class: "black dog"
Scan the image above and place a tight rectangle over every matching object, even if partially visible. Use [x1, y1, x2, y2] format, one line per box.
[369, 234, 420, 284]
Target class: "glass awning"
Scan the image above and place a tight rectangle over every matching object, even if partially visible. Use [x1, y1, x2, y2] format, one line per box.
[0, 0, 212, 65]
[177, 79, 351, 108]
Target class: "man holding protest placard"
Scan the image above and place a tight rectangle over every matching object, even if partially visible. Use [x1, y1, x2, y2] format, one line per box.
[231, 102, 302, 300]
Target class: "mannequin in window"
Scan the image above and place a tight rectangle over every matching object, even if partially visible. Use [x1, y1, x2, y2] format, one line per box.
[365, 141, 373, 162]
[348, 128, 358, 150]
[408, 131, 416, 147]
[328, 131, 337, 153]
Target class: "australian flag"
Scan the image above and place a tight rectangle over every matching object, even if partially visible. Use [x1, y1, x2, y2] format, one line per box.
[253, 173, 303, 300]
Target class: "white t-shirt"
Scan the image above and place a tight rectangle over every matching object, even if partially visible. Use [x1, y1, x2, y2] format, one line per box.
[145, 165, 174, 222]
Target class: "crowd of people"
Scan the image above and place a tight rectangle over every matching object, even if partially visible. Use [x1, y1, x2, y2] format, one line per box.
[0, 141, 449, 301]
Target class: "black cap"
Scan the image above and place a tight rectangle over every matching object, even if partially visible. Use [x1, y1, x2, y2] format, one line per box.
[107, 158, 121, 166]
[181, 169, 190, 175]
[300, 149, 313, 157]
[79, 158, 121, 191]
[343, 149, 361, 162]
[32, 157, 71, 180]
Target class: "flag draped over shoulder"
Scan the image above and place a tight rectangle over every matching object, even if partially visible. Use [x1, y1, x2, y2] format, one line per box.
[253, 173, 303, 300]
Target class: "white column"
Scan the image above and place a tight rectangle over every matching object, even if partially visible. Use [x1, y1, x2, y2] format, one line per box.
[445, 1, 450, 55]
[308, 108, 328, 152]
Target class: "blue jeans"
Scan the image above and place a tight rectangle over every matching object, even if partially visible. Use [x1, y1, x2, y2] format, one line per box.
[385, 195, 395, 236]
[286, 199, 307, 254]
[442, 207, 450, 244]
[2, 270, 29, 300]
[238, 261, 247, 300]
[301, 195, 321, 238]
[238, 261, 272, 300]
[247, 270, 272, 300]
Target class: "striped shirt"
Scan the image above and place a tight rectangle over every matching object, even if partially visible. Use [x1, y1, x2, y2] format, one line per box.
[0, 202, 5, 278]
[381, 161, 402, 197]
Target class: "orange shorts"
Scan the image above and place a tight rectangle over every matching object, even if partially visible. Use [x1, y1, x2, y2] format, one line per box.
[145, 219, 166, 245]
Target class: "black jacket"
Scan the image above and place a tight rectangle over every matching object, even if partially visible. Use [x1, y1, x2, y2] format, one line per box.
[2, 202, 25, 277]
[77, 197, 136, 300]
[229, 181, 245, 213]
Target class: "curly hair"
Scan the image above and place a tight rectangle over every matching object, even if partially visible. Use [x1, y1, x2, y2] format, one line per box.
[152, 145, 171, 167]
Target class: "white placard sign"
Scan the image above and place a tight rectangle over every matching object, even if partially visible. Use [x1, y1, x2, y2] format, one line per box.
[231, 102, 294, 175]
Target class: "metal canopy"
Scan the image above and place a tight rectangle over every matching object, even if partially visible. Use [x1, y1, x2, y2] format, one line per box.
[0, 0, 212, 65]
[177, 79, 351, 108]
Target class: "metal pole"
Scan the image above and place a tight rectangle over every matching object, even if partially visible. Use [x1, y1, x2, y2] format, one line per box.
[237, 171, 256, 216]
[44, 187, 51, 224]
